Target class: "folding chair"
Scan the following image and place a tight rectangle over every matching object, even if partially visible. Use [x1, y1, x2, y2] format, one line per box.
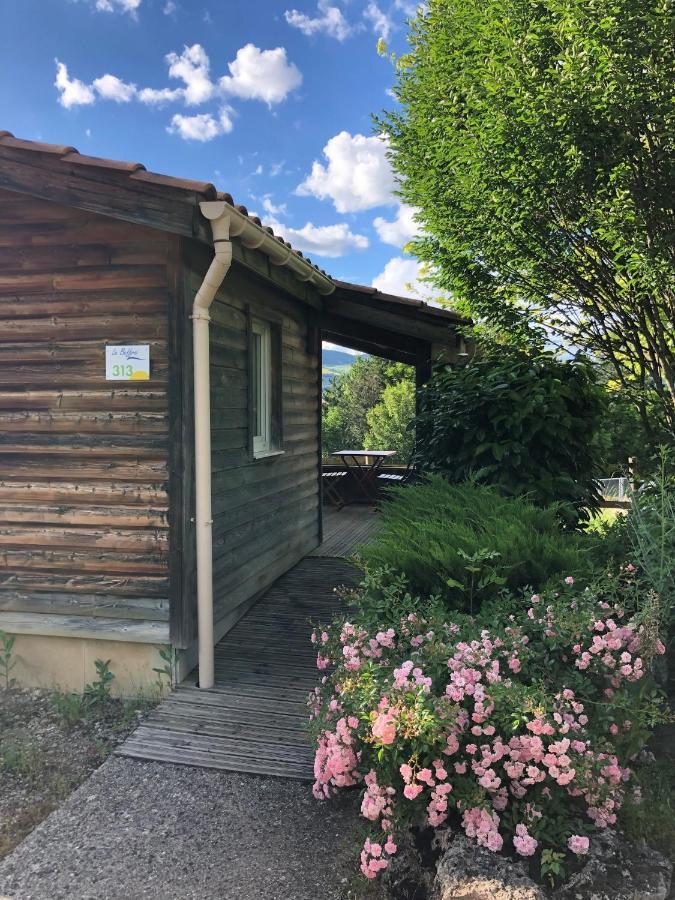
[321, 469, 347, 509]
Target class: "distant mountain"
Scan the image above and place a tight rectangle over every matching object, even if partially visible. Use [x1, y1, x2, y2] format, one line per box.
[323, 349, 357, 368]
[322, 348, 358, 389]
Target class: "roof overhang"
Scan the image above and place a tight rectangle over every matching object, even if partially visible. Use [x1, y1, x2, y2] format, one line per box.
[321, 280, 470, 365]
[0, 130, 472, 355]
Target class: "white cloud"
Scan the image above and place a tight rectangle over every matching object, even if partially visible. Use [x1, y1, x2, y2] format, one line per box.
[374, 203, 418, 247]
[262, 195, 288, 216]
[92, 74, 137, 102]
[137, 86, 184, 105]
[363, 1, 393, 39]
[270, 161, 285, 177]
[262, 217, 369, 258]
[284, 0, 352, 40]
[220, 44, 302, 105]
[394, 0, 421, 14]
[279, 221, 369, 257]
[297, 131, 396, 213]
[167, 108, 233, 141]
[54, 42, 299, 129]
[54, 61, 95, 108]
[372, 256, 439, 299]
[167, 43, 214, 105]
[163, 0, 177, 13]
[94, 0, 141, 15]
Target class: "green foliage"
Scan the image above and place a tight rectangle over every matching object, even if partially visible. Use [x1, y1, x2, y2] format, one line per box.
[152, 645, 176, 691]
[322, 356, 415, 456]
[83, 659, 115, 705]
[0, 734, 45, 784]
[586, 510, 631, 570]
[381, 0, 675, 437]
[339, 567, 450, 633]
[0, 630, 16, 690]
[540, 849, 566, 888]
[627, 450, 675, 630]
[365, 379, 416, 462]
[359, 476, 588, 613]
[50, 690, 88, 727]
[592, 386, 662, 475]
[310, 566, 669, 880]
[414, 352, 605, 526]
[619, 759, 675, 858]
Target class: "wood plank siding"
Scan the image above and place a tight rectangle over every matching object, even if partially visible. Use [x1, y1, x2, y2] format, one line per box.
[0, 188, 172, 642]
[181, 241, 321, 646]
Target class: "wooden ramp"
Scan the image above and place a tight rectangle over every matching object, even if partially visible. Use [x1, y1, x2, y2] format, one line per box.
[119, 507, 379, 778]
[119, 557, 358, 779]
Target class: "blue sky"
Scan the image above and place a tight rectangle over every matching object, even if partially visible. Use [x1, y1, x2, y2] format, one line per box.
[0, 0, 430, 303]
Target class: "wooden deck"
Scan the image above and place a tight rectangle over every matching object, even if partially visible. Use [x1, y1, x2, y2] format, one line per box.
[310, 504, 380, 558]
[118, 507, 379, 778]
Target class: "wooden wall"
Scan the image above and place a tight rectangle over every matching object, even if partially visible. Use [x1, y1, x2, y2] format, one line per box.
[0, 188, 172, 642]
[182, 241, 321, 642]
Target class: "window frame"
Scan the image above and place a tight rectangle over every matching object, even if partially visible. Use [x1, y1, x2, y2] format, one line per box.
[248, 311, 284, 460]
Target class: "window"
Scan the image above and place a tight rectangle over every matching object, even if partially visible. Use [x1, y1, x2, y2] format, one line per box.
[249, 316, 283, 458]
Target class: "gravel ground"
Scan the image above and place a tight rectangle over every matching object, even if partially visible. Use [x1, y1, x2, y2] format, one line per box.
[0, 756, 385, 900]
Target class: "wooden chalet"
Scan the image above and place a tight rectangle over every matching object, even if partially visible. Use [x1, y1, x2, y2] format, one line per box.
[0, 131, 467, 694]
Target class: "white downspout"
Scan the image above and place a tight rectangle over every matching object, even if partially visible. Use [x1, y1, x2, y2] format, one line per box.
[192, 201, 232, 690]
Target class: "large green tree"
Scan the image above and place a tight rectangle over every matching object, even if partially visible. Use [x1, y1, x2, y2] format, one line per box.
[381, 0, 675, 437]
[365, 379, 417, 461]
[322, 357, 414, 456]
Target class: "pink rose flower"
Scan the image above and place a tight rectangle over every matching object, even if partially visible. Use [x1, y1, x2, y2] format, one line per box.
[403, 783, 424, 800]
[568, 835, 589, 855]
[372, 710, 397, 746]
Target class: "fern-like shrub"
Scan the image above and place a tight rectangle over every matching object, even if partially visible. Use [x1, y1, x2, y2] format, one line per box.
[360, 477, 588, 613]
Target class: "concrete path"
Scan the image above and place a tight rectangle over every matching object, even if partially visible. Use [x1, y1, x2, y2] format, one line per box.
[0, 756, 378, 900]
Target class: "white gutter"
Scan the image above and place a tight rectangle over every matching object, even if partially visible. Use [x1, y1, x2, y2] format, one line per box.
[192, 202, 232, 689]
[225, 202, 335, 296]
[192, 200, 333, 690]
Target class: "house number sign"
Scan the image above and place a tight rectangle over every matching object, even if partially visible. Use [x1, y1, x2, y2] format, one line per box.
[105, 344, 150, 381]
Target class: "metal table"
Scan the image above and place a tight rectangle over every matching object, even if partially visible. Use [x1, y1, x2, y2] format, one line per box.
[332, 449, 397, 503]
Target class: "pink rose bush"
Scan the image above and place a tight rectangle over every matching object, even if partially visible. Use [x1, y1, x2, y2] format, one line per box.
[309, 568, 667, 881]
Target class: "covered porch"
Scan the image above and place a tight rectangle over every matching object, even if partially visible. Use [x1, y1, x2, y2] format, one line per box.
[119, 506, 380, 778]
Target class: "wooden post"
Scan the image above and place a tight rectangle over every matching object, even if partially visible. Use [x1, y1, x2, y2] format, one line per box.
[415, 346, 432, 419]
[628, 456, 638, 494]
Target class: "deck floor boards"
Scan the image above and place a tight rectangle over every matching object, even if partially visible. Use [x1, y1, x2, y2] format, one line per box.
[118, 507, 379, 779]
[310, 505, 380, 558]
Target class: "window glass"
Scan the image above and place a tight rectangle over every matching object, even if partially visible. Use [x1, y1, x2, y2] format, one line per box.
[251, 319, 272, 456]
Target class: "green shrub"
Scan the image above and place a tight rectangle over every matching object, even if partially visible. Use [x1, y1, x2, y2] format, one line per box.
[310, 566, 668, 883]
[586, 511, 631, 571]
[627, 452, 675, 632]
[619, 759, 675, 858]
[414, 352, 605, 527]
[360, 477, 589, 613]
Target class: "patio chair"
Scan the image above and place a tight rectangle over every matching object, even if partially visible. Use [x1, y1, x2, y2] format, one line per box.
[321, 469, 347, 509]
[376, 454, 419, 488]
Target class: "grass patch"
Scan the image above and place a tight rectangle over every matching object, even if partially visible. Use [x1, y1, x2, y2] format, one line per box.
[0, 685, 158, 860]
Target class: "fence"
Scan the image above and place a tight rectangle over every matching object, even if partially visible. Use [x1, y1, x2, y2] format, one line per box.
[598, 477, 630, 501]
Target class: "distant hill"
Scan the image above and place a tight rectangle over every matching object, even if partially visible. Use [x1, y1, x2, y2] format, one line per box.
[322, 348, 358, 390]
